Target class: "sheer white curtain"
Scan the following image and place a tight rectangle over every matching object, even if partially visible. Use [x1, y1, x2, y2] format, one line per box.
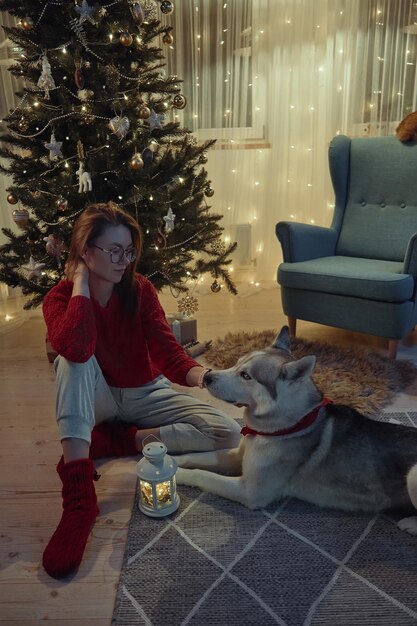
[0, 11, 24, 237]
[1, 0, 417, 307]
[167, 0, 417, 290]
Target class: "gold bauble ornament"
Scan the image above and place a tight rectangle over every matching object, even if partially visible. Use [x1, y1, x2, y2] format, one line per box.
[163, 32, 174, 45]
[173, 94, 187, 109]
[119, 32, 133, 47]
[12, 208, 29, 228]
[7, 193, 18, 205]
[211, 280, 221, 293]
[137, 104, 151, 119]
[21, 17, 34, 31]
[129, 153, 144, 170]
[204, 184, 214, 197]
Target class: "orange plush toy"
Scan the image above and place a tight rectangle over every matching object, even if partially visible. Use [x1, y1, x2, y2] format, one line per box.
[396, 111, 417, 142]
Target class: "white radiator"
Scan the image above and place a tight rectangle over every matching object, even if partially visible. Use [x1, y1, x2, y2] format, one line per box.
[230, 223, 252, 267]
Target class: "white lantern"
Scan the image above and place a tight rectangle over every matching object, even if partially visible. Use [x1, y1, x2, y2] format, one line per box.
[136, 440, 180, 517]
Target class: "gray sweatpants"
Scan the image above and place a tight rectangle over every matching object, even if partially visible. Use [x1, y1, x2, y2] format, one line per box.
[54, 355, 241, 454]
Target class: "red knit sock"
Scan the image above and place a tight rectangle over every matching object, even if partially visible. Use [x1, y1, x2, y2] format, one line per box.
[89, 423, 138, 459]
[42, 457, 99, 578]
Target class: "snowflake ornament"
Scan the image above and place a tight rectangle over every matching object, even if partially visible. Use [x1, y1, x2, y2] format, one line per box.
[178, 294, 199, 317]
[211, 240, 226, 255]
[163, 207, 176, 233]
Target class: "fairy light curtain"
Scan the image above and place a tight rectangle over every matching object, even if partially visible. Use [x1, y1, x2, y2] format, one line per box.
[0, 0, 416, 299]
[167, 0, 417, 286]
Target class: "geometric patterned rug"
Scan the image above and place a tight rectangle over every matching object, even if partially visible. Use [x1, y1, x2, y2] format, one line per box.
[112, 412, 417, 626]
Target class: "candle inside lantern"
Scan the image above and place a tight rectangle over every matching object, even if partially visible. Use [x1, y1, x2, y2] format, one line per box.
[136, 440, 180, 517]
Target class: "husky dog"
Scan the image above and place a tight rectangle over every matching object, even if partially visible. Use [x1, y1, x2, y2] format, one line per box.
[175, 326, 417, 534]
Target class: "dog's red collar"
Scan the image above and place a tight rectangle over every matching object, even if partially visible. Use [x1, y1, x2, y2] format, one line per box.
[240, 397, 332, 438]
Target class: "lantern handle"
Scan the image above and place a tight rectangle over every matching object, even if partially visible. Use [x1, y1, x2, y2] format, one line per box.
[142, 433, 163, 446]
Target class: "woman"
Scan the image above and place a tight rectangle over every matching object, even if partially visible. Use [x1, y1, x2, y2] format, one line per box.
[42, 201, 240, 578]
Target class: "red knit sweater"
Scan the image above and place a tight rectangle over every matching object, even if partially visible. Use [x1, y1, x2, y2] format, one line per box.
[42, 275, 200, 388]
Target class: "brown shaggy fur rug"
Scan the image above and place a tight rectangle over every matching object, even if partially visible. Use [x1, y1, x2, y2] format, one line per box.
[204, 330, 417, 415]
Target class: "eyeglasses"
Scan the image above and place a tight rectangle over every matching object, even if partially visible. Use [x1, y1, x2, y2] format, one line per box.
[90, 244, 137, 264]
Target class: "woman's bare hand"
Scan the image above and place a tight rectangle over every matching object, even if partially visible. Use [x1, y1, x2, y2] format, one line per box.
[73, 258, 89, 283]
[71, 258, 90, 299]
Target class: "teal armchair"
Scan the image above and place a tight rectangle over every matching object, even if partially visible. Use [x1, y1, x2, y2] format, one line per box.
[276, 134, 417, 358]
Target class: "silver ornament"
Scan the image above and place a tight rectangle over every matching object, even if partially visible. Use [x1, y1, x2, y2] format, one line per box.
[12, 208, 29, 228]
[21, 256, 45, 279]
[75, 0, 96, 25]
[108, 115, 130, 139]
[149, 109, 163, 131]
[163, 207, 176, 233]
[160, 0, 174, 15]
[130, 2, 145, 23]
[37, 53, 55, 100]
[45, 132, 63, 161]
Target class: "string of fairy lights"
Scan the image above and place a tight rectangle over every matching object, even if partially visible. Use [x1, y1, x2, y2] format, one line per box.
[173, 1, 417, 286]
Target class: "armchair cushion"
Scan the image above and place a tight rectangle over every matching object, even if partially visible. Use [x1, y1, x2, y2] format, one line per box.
[278, 256, 413, 302]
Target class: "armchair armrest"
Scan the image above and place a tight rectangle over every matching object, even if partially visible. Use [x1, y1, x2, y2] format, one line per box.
[403, 233, 417, 278]
[276, 221, 338, 263]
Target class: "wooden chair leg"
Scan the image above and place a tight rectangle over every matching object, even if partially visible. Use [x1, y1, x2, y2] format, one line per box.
[288, 317, 297, 337]
[388, 339, 398, 359]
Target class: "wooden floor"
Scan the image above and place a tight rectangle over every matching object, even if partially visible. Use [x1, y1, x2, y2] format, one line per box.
[1, 284, 417, 625]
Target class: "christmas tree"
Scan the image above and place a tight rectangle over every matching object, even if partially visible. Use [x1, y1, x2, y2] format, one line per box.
[0, 0, 237, 310]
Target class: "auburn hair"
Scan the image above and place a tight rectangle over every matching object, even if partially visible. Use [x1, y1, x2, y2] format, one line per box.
[65, 202, 143, 315]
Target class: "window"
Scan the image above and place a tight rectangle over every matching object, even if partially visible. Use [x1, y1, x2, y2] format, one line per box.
[168, 0, 265, 140]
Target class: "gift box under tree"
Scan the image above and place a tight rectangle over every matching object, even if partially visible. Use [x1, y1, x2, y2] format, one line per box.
[166, 314, 197, 346]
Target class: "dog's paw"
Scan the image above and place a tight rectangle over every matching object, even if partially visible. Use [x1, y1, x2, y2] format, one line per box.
[397, 516, 417, 535]
[173, 454, 192, 468]
[175, 467, 195, 486]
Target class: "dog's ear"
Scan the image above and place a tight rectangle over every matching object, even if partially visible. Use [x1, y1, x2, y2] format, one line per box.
[282, 355, 316, 380]
[272, 326, 291, 353]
